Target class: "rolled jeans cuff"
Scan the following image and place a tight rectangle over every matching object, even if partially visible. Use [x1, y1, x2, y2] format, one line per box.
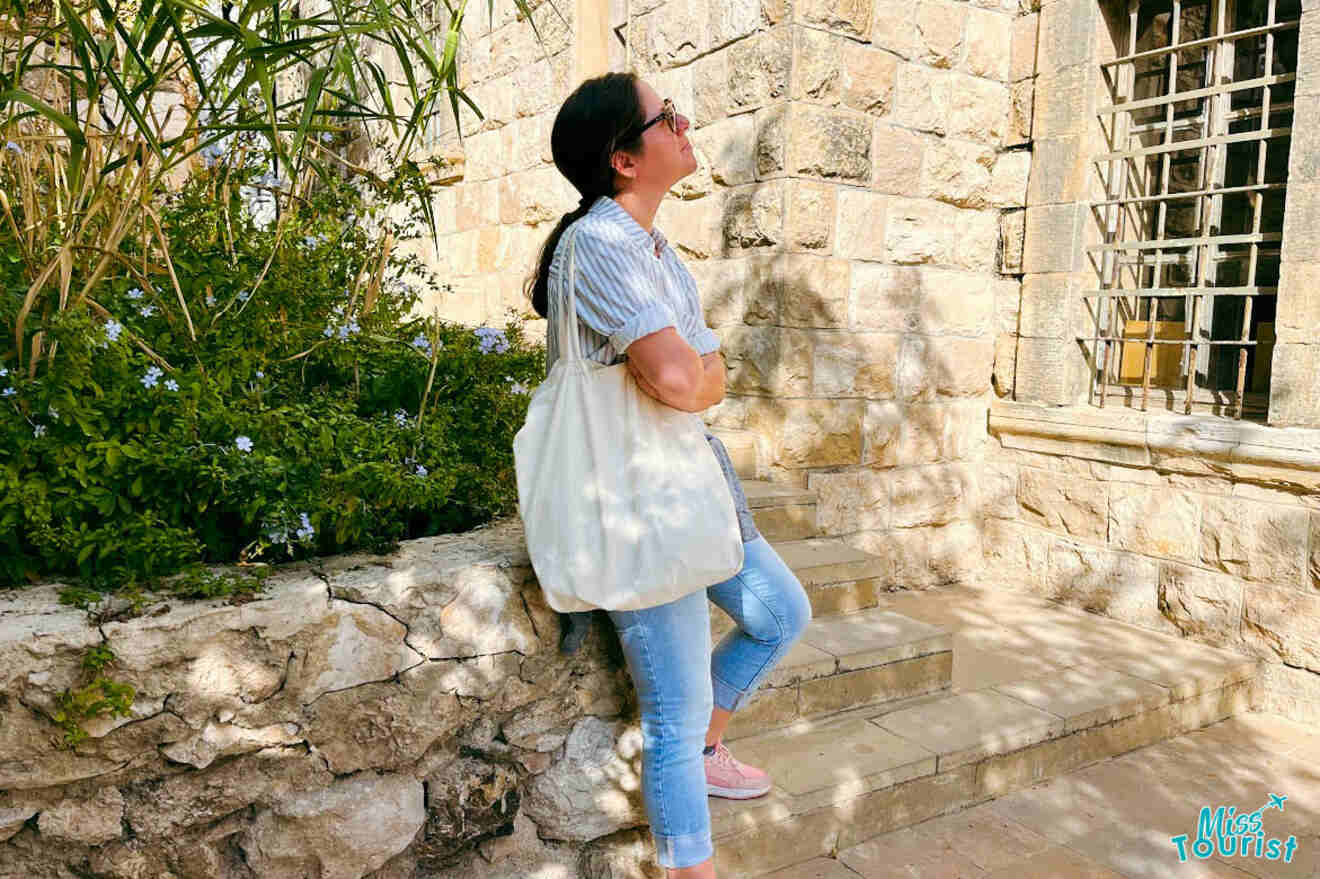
[653, 827, 714, 869]
[711, 671, 750, 713]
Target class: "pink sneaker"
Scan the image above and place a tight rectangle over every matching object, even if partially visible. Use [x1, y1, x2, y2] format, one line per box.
[704, 742, 772, 799]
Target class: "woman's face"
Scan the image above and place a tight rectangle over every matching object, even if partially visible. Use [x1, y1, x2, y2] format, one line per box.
[618, 80, 696, 192]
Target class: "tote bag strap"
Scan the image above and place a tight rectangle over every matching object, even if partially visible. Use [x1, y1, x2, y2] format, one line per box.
[555, 224, 586, 365]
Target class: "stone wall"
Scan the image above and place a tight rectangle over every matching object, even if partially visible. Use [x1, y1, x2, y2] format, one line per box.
[985, 403, 1320, 727]
[0, 521, 662, 879]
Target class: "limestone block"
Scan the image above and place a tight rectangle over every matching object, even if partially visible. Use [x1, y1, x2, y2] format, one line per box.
[1008, 78, 1034, 145]
[730, 29, 792, 112]
[786, 179, 837, 252]
[1022, 203, 1081, 274]
[1000, 209, 1025, 273]
[890, 463, 974, 528]
[1037, 0, 1096, 74]
[992, 277, 1021, 335]
[1027, 135, 1088, 206]
[745, 397, 866, 468]
[37, 787, 124, 846]
[835, 189, 888, 261]
[947, 74, 1011, 146]
[981, 460, 1019, 519]
[915, 1, 966, 69]
[798, 0, 873, 39]
[908, 335, 995, 399]
[810, 468, 892, 532]
[0, 805, 36, 842]
[1017, 272, 1077, 338]
[700, 113, 758, 186]
[631, 0, 706, 70]
[983, 518, 1050, 588]
[1010, 11, 1039, 81]
[885, 197, 953, 265]
[723, 326, 814, 395]
[1108, 484, 1201, 563]
[964, 7, 1013, 81]
[1048, 541, 1163, 630]
[659, 192, 726, 259]
[710, 0, 762, 47]
[461, 129, 505, 182]
[793, 29, 898, 115]
[871, 0, 918, 58]
[993, 333, 1017, 396]
[989, 149, 1031, 208]
[872, 123, 925, 196]
[1259, 661, 1320, 728]
[921, 137, 995, 209]
[487, 20, 539, 81]
[1017, 467, 1107, 540]
[723, 182, 784, 251]
[511, 55, 565, 118]
[523, 717, 646, 841]
[1032, 63, 1088, 138]
[754, 104, 789, 178]
[1157, 563, 1246, 648]
[673, 146, 716, 200]
[787, 105, 873, 181]
[897, 399, 989, 463]
[1275, 261, 1320, 345]
[863, 400, 904, 466]
[160, 720, 304, 771]
[1201, 497, 1310, 585]
[812, 332, 902, 397]
[692, 51, 730, 127]
[850, 263, 923, 333]
[1241, 585, 1320, 673]
[917, 269, 994, 338]
[241, 773, 425, 879]
[893, 64, 949, 135]
[780, 253, 852, 327]
[691, 258, 751, 327]
[1268, 344, 1320, 429]
[746, 254, 789, 323]
[873, 520, 981, 586]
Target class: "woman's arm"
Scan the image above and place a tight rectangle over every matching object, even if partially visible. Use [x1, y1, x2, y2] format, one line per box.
[625, 328, 725, 412]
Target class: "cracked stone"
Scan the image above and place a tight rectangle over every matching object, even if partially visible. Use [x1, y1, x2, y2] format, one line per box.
[37, 785, 125, 845]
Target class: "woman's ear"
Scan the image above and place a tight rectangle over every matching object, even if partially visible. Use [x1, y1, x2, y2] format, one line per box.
[611, 148, 639, 183]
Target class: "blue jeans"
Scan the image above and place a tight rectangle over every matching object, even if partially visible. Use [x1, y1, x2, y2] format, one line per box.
[607, 536, 812, 869]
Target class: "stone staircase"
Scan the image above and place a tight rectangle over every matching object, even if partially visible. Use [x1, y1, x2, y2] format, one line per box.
[705, 428, 1265, 878]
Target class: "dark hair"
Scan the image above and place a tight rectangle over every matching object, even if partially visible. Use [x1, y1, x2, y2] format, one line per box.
[525, 72, 647, 319]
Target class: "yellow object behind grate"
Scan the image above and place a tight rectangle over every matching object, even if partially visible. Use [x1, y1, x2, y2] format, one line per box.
[1117, 320, 1185, 387]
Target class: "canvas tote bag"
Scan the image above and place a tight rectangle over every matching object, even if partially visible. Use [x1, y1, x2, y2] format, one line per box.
[513, 224, 744, 613]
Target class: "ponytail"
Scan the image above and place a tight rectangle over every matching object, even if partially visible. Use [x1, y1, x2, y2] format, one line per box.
[524, 72, 647, 319]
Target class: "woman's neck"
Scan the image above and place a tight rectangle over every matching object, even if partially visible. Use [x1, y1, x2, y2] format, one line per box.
[611, 185, 666, 233]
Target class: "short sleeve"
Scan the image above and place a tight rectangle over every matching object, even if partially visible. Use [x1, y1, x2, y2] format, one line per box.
[571, 225, 678, 354]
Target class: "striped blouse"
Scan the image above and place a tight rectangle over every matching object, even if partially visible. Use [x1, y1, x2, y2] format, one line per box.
[545, 195, 759, 545]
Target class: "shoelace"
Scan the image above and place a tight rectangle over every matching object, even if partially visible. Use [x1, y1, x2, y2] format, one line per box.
[708, 744, 744, 775]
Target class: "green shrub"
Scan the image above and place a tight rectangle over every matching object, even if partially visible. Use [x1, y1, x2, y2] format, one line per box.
[1, 167, 542, 595]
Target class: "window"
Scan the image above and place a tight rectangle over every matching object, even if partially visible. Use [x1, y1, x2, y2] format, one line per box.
[1085, 0, 1300, 419]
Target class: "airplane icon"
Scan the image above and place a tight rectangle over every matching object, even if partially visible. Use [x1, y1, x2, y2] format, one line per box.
[1268, 794, 1287, 812]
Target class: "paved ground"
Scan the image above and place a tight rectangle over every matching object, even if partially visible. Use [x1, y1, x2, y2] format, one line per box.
[768, 711, 1320, 878]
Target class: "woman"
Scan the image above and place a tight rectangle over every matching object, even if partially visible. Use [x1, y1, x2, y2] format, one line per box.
[524, 72, 812, 878]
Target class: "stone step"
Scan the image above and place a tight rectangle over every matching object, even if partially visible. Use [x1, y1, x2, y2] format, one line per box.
[775, 537, 887, 618]
[743, 480, 820, 542]
[720, 607, 953, 741]
[708, 607, 1263, 878]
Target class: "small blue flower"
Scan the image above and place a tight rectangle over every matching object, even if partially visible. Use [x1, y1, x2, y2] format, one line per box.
[393, 409, 409, 427]
[295, 512, 316, 541]
[0, 367, 7, 378]
[206, 292, 217, 307]
[47, 406, 58, 419]
[164, 379, 179, 392]
[141, 366, 163, 389]
[320, 132, 334, 143]
[1, 387, 14, 397]
[237, 289, 251, 302]
[415, 464, 428, 478]
[4, 141, 21, 154]
[33, 424, 46, 438]
[337, 324, 350, 341]
[475, 327, 509, 354]
[104, 319, 123, 344]
[139, 304, 157, 317]
[412, 334, 433, 355]
[323, 325, 335, 338]
[126, 287, 144, 300]
[235, 435, 253, 453]
[255, 370, 264, 379]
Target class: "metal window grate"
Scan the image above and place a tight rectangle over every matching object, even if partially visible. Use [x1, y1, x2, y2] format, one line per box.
[1084, 0, 1299, 420]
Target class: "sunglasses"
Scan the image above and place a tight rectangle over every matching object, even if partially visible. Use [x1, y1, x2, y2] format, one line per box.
[616, 99, 679, 146]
